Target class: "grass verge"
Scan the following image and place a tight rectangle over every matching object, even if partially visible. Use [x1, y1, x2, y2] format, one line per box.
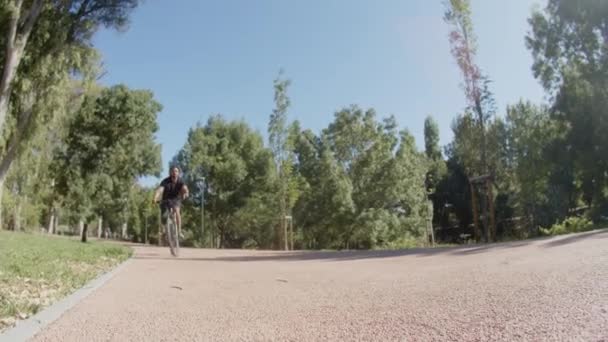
[0, 231, 132, 332]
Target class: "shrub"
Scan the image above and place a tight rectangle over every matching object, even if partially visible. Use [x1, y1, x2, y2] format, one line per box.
[540, 216, 593, 236]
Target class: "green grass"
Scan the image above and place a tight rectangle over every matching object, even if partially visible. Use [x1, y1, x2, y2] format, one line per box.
[0, 231, 132, 331]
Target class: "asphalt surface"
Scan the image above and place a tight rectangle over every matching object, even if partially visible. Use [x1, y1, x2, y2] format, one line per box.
[30, 230, 608, 341]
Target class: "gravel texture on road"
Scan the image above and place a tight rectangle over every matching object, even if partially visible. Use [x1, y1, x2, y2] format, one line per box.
[30, 230, 608, 341]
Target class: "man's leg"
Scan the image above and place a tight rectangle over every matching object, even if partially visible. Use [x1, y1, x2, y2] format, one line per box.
[159, 205, 167, 246]
[175, 207, 182, 238]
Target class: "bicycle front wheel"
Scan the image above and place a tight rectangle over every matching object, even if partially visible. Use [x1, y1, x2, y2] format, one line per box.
[166, 210, 179, 257]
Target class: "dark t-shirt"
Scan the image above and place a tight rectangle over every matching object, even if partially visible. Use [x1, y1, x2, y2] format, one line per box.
[160, 177, 185, 202]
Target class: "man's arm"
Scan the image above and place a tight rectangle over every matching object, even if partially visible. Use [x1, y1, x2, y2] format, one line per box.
[153, 186, 164, 203]
[181, 184, 189, 200]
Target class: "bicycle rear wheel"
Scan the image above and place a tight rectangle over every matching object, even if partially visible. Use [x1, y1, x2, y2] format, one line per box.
[166, 209, 180, 257]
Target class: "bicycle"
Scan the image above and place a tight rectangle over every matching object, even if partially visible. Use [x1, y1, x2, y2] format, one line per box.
[159, 200, 180, 257]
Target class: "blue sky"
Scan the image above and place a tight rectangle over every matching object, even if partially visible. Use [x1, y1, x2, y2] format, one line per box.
[92, 0, 546, 186]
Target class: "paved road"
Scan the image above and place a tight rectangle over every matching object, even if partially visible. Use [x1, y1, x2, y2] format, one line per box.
[30, 230, 608, 341]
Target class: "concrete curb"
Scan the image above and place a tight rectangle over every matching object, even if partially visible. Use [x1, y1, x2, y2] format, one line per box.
[0, 256, 133, 342]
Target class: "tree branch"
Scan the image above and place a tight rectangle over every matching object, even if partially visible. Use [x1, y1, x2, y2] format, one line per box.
[0, 0, 25, 137]
[2, 0, 23, 84]
[66, 0, 92, 42]
[0, 105, 34, 182]
[19, 0, 45, 44]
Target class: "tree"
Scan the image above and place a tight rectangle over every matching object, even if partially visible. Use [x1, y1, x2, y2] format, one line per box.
[423, 116, 446, 244]
[0, 1, 140, 186]
[0, 1, 141, 230]
[526, 0, 608, 219]
[268, 70, 301, 250]
[321, 106, 395, 247]
[504, 101, 564, 232]
[54, 84, 162, 241]
[175, 115, 275, 248]
[424, 115, 447, 193]
[443, 0, 496, 175]
[0, 0, 139, 136]
[424, 116, 442, 161]
[293, 141, 355, 249]
[125, 184, 156, 243]
[291, 106, 428, 249]
[443, 0, 498, 241]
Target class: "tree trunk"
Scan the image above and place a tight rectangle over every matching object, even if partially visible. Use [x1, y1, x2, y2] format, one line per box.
[283, 216, 288, 251]
[121, 222, 127, 240]
[0, 180, 4, 230]
[81, 223, 88, 243]
[53, 213, 59, 234]
[0, 37, 22, 135]
[280, 190, 288, 250]
[97, 216, 102, 239]
[289, 219, 294, 250]
[211, 222, 215, 248]
[78, 220, 84, 237]
[0, 0, 44, 136]
[479, 182, 490, 243]
[487, 179, 496, 242]
[469, 181, 479, 242]
[14, 198, 22, 231]
[219, 225, 225, 249]
[427, 200, 435, 246]
[0, 105, 35, 211]
[47, 208, 54, 234]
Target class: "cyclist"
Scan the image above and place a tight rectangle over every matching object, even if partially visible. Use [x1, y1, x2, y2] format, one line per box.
[153, 166, 189, 238]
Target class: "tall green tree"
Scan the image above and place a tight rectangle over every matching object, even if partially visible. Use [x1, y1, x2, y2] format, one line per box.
[527, 0, 608, 219]
[54, 84, 162, 241]
[0, 0, 139, 136]
[293, 140, 355, 249]
[423, 116, 446, 243]
[443, 0, 496, 176]
[504, 101, 564, 231]
[0, 1, 141, 230]
[0, 0, 140, 186]
[291, 106, 428, 249]
[175, 115, 275, 248]
[444, 0, 499, 241]
[424, 115, 447, 193]
[424, 116, 442, 161]
[267, 70, 301, 250]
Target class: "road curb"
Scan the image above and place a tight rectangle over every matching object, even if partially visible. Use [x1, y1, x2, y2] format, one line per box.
[0, 256, 133, 342]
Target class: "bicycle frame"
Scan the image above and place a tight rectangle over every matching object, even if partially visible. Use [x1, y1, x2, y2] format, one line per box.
[160, 201, 180, 257]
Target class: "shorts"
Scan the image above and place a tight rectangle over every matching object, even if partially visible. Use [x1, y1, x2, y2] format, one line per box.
[160, 199, 181, 219]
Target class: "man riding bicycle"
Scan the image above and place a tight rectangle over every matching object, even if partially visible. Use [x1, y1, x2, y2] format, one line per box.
[153, 166, 189, 238]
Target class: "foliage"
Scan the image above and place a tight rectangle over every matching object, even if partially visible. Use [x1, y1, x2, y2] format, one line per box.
[527, 0, 608, 220]
[53, 84, 162, 226]
[539, 216, 594, 236]
[424, 116, 447, 194]
[3, 0, 608, 251]
[173, 115, 275, 248]
[292, 106, 427, 249]
[443, 0, 497, 176]
[267, 70, 302, 249]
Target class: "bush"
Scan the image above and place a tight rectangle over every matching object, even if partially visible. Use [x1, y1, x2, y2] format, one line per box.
[540, 216, 594, 236]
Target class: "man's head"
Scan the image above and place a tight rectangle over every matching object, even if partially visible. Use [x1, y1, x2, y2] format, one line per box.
[170, 166, 180, 180]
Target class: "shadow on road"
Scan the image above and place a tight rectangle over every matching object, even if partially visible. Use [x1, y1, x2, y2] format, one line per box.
[131, 229, 607, 262]
[540, 228, 608, 248]
[133, 247, 452, 262]
[449, 240, 534, 256]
